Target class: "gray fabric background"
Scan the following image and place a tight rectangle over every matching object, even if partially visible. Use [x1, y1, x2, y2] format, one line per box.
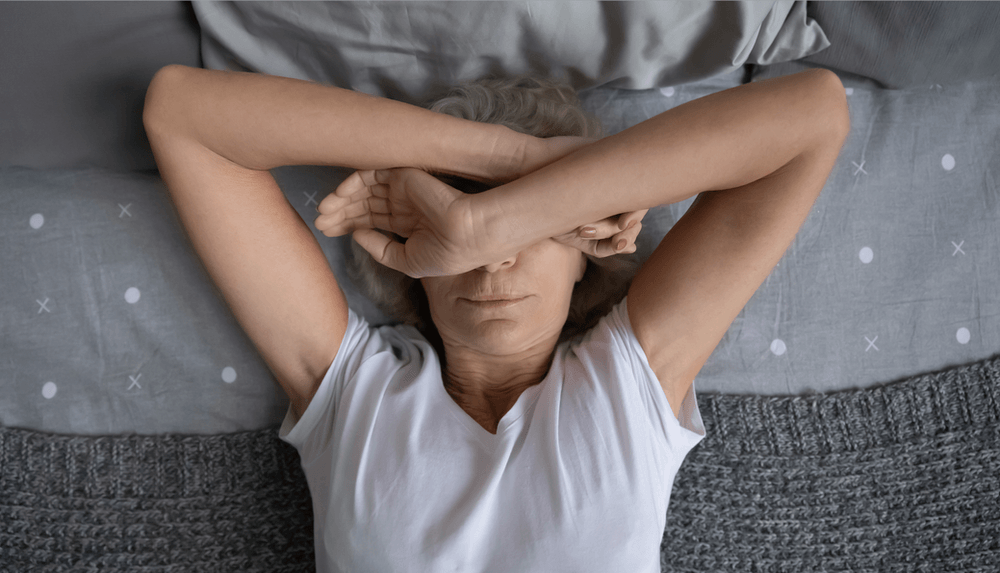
[2, 1, 998, 435]
[192, 0, 828, 104]
[670, 61, 999, 395]
[4, 65, 998, 434]
[0, 1, 201, 172]
[801, 1, 1000, 89]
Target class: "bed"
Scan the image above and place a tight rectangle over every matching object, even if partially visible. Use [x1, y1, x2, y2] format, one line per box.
[2, 1, 998, 571]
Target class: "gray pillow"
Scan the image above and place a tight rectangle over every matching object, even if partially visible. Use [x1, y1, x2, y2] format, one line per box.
[0, 167, 294, 435]
[192, 0, 829, 103]
[0, 1, 201, 172]
[801, 1, 1000, 89]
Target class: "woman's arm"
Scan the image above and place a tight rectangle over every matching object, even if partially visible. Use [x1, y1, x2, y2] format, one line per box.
[478, 69, 848, 248]
[143, 64, 525, 179]
[477, 68, 850, 419]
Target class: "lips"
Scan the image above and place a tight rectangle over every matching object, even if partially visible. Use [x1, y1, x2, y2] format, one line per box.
[459, 296, 528, 308]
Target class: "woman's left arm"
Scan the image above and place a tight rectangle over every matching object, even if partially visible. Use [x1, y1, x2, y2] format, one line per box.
[143, 64, 525, 179]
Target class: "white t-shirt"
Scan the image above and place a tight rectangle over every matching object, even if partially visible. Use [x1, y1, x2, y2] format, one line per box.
[280, 296, 706, 573]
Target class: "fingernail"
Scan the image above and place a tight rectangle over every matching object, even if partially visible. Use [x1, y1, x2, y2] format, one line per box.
[616, 239, 627, 252]
[626, 220, 636, 231]
[580, 226, 597, 237]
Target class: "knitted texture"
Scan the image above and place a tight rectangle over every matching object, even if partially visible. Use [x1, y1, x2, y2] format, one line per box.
[2, 354, 999, 572]
[662, 353, 1000, 572]
[0, 428, 314, 572]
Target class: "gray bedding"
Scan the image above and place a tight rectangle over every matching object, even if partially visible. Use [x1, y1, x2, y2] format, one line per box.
[192, 0, 828, 103]
[695, 60, 1000, 395]
[2, 1, 998, 437]
[3, 63, 998, 435]
[5, 349, 998, 571]
[3, 3, 999, 571]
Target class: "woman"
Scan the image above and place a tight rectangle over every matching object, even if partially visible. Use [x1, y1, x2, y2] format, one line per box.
[143, 65, 848, 572]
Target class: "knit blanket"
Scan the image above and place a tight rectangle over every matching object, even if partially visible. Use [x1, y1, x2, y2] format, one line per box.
[3, 354, 999, 572]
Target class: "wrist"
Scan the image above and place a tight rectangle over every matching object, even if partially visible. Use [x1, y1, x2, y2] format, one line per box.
[470, 177, 554, 260]
[486, 125, 533, 182]
[469, 186, 525, 259]
[429, 122, 531, 184]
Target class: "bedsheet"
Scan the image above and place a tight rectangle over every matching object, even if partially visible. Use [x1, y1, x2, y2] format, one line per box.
[683, 61, 999, 394]
[2, 65, 998, 435]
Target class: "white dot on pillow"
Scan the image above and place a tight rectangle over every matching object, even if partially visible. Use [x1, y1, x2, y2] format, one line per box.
[859, 247, 874, 264]
[42, 381, 57, 399]
[845, 87, 854, 96]
[956, 327, 971, 344]
[30, 213, 45, 229]
[222, 367, 237, 383]
[659, 87, 675, 97]
[770, 339, 787, 356]
[942, 153, 955, 171]
[125, 287, 141, 304]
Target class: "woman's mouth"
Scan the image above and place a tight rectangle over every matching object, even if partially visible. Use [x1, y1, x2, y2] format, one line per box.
[459, 296, 528, 308]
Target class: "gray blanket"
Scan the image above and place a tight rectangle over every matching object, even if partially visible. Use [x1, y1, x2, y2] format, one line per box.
[4, 352, 998, 571]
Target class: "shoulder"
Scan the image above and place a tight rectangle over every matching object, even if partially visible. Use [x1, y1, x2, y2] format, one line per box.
[564, 296, 707, 455]
[567, 296, 632, 351]
[561, 296, 650, 384]
[348, 312, 435, 365]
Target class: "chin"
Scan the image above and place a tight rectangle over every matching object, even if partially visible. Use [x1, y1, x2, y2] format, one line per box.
[467, 318, 569, 357]
[469, 320, 531, 353]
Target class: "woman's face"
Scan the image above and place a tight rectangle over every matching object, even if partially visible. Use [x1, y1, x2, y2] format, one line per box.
[421, 239, 587, 355]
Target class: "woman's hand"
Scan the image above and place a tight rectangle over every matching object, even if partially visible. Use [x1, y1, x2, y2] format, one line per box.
[315, 168, 513, 278]
[552, 210, 644, 257]
[315, 133, 647, 275]
[510, 135, 647, 257]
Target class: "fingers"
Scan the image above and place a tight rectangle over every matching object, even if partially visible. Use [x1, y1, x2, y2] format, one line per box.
[315, 196, 372, 235]
[319, 170, 392, 214]
[319, 172, 366, 215]
[316, 169, 397, 237]
[570, 210, 647, 257]
[576, 216, 620, 240]
[591, 219, 642, 257]
[575, 208, 649, 239]
[316, 196, 413, 238]
[352, 229, 414, 277]
[618, 208, 649, 231]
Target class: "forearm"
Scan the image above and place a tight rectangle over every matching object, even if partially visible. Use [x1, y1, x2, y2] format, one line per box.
[142, 64, 521, 177]
[478, 69, 849, 248]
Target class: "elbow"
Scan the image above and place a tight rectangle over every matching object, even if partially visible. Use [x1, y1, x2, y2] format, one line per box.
[813, 68, 852, 142]
[143, 64, 190, 134]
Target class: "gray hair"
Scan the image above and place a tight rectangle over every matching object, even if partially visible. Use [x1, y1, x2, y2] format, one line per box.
[347, 74, 639, 344]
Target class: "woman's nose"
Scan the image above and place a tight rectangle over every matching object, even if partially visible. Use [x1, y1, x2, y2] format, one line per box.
[479, 254, 517, 273]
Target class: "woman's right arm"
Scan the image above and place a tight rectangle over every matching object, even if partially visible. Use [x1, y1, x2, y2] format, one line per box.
[142, 64, 525, 419]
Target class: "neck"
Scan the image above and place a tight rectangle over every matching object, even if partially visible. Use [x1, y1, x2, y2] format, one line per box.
[440, 335, 559, 425]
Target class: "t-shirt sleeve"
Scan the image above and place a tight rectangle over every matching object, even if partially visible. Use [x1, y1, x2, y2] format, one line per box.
[277, 306, 377, 466]
[601, 296, 706, 462]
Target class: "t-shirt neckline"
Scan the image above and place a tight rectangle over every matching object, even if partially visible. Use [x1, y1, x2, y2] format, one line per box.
[434, 370, 547, 440]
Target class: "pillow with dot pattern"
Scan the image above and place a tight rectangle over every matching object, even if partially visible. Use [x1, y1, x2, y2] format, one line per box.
[0, 165, 382, 435]
[4, 64, 999, 435]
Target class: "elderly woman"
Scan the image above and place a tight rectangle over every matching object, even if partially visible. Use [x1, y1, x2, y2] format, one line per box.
[143, 64, 848, 572]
